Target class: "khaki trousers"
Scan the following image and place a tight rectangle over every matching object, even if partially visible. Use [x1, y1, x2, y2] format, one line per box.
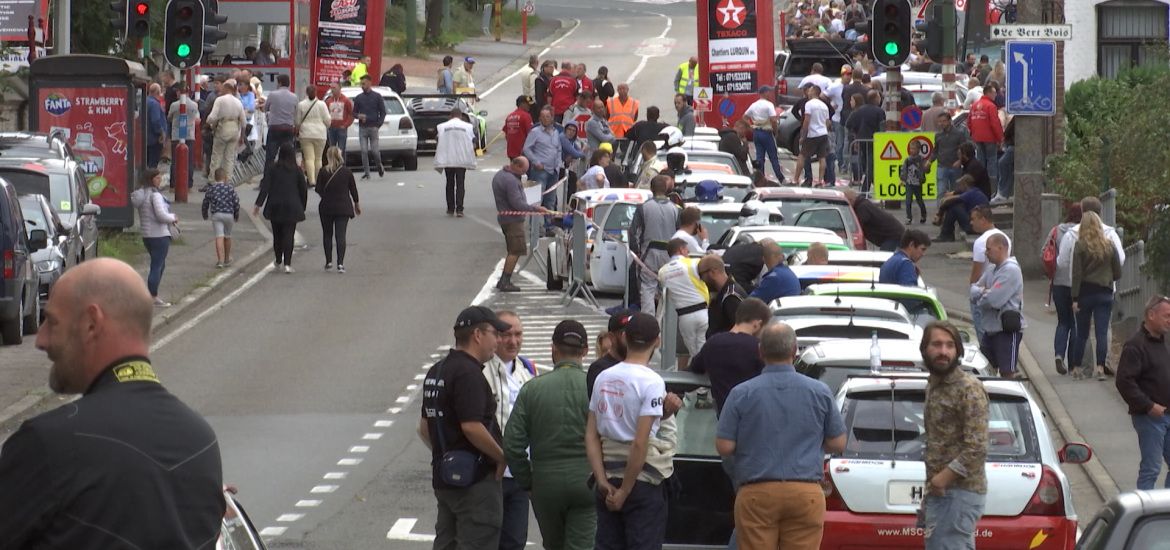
[301, 138, 325, 184]
[735, 481, 825, 550]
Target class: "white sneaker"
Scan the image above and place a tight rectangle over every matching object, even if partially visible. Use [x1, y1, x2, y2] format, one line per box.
[990, 194, 1009, 205]
[337, 265, 346, 274]
[284, 265, 294, 274]
[153, 297, 172, 308]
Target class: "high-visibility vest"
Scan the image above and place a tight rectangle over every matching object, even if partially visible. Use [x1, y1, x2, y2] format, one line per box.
[606, 96, 640, 138]
[676, 62, 699, 95]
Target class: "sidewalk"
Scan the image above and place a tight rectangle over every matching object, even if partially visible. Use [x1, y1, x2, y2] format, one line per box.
[0, 170, 271, 433]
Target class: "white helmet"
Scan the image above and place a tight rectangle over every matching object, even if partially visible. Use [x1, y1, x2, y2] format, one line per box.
[657, 126, 684, 150]
[665, 146, 689, 173]
[738, 199, 771, 227]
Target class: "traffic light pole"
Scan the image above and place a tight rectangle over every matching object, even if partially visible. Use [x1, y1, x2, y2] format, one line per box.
[882, 66, 901, 131]
[937, 0, 958, 111]
[55, 0, 70, 54]
[1012, 0, 1044, 276]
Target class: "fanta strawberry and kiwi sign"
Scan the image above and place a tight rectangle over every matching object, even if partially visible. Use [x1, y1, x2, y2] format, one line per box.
[38, 88, 130, 209]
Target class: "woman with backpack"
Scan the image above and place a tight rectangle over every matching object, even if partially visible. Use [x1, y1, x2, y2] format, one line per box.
[1047, 203, 1081, 375]
[1069, 211, 1123, 381]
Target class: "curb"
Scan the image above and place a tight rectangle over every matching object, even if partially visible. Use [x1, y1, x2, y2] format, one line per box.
[944, 304, 1121, 503]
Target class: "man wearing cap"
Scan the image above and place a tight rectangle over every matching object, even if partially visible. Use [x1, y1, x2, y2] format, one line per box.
[750, 240, 801, 304]
[697, 255, 749, 338]
[503, 96, 534, 160]
[629, 175, 681, 317]
[599, 142, 629, 188]
[588, 310, 632, 398]
[484, 311, 537, 550]
[504, 320, 597, 550]
[586, 99, 616, 153]
[587, 312, 677, 549]
[743, 86, 785, 184]
[454, 57, 476, 96]
[419, 306, 512, 549]
[658, 238, 710, 366]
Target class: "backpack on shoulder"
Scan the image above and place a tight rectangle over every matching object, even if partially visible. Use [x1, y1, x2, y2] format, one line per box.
[1041, 226, 1059, 280]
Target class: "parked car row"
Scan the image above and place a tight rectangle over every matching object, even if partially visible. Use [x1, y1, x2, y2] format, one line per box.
[0, 132, 102, 345]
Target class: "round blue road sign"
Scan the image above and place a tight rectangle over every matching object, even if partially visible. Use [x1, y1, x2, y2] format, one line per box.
[901, 105, 923, 130]
[719, 98, 735, 118]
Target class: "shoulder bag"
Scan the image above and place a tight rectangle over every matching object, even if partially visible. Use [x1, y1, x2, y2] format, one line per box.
[431, 359, 481, 487]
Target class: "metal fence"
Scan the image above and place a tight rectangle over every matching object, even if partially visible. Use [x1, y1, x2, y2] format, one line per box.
[1115, 240, 1155, 324]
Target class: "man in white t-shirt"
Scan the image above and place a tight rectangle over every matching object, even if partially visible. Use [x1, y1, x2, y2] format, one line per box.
[797, 62, 833, 94]
[799, 83, 832, 185]
[742, 86, 785, 183]
[586, 313, 677, 549]
[968, 205, 1010, 342]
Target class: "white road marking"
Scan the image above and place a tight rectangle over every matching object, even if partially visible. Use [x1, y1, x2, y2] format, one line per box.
[338, 457, 363, 466]
[310, 485, 339, 494]
[323, 472, 348, 480]
[388, 407, 403, 414]
[362, 432, 384, 440]
[350, 445, 370, 453]
[396, 395, 411, 404]
[260, 526, 287, 537]
[387, 518, 437, 542]
[296, 500, 322, 508]
[627, 12, 673, 84]
[406, 384, 419, 391]
[479, 19, 583, 100]
[374, 420, 394, 427]
[587, 44, 603, 48]
[277, 513, 304, 522]
[472, 259, 505, 306]
[414, 373, 426, 380]
[152, 264, 273, 351]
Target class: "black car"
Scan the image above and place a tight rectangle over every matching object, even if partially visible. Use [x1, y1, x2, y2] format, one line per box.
[400, 92, 487, 153]
[0, 177, 47, 345]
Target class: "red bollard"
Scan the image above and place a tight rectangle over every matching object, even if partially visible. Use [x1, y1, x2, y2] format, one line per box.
[174, 141, 189, 203]
[194, 121, 203, 171]
[522, 12, 527, 45]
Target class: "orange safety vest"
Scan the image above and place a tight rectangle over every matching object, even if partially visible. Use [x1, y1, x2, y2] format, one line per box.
[606, 96, 640, 138]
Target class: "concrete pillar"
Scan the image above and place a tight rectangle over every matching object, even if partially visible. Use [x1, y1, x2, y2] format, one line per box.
[1011, 0, 1045, 277]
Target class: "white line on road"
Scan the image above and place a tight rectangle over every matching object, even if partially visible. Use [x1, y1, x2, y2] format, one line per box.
[152, 264, 274, 351]
[406, 384, 419, 391]
[349, 445, 370, 453]
[478, 19, 583, 100]
[387, 518, 437, 542]
[323, 472, 348, 480]
[362, 432, 384, 440]
[395, 395, 411, 404]
[338, 457, 363, 466]
[387, 407, 403, 414]
[414, 373, 426, 380]
[295, 500, 322, 508]
[310, 485, 339, 494]
[627, 12, 673, 84]
[374, 419, 394, 427]
[259, 526, 287, 537]
[276, 513, 304, 522]
[472, 259, 506, 306]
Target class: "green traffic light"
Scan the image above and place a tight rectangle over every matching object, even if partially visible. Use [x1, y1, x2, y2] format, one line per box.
[884, 41, 899, 56]
[177, 44, 191, 57]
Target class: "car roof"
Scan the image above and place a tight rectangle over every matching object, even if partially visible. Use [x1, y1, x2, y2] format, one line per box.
[678, 173, 752, 185]
[339, 86, 402, 99]
[805, 282, 941, 300]
[790, 264, 926, 287]
[696, 203, 776, 214]
[753, 187, 848, 201]
[839, 375, 1031, 399]
[785, 316, 917, 336]
[0, 157, 72, 173]
[800, 339, 984, 371]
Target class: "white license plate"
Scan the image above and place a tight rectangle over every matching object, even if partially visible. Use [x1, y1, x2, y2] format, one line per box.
[887, 481, 925, 506]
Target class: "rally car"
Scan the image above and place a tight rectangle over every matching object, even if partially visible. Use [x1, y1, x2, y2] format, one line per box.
[399, 91, 487, 153]
[544, 189, 653, 294]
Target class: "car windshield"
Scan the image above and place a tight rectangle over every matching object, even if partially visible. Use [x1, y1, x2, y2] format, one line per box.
[17, 196, 48, 236]
[701, 213, 740, 244]
[602, 203, 636, 237]
[0, 170, 71, 215]
[765, 198, 859, 233]
[839, 390, 1040, 463]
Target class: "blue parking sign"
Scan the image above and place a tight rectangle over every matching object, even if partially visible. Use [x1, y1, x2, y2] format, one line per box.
[1005, 41, 1056, 116]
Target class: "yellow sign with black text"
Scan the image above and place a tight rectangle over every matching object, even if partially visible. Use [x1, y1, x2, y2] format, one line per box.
[872, 132, 938, 201]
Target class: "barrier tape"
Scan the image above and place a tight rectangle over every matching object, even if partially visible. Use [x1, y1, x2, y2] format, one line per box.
[498, 210, 569, 216]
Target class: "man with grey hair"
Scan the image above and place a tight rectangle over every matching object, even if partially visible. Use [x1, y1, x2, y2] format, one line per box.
[922, 92, 946, 133]
[1116, 295, 1170, 490]
[0, 259, 224, 547]
[716, 321, 846, 548]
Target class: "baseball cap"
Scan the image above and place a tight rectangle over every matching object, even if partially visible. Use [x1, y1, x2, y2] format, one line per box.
[758, 85, 774, 94]
[454, 306, 511, 332]
[622, 313, 660, 346]
[465, 56, 477, 64]
[552, 320, 589, 349]
[607, 309, 634, 333]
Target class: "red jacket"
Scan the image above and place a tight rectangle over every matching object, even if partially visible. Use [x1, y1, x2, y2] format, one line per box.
[503, 108, 533, 159]
[577, 77, 594, 95]
[549, 71, 578, 115]
[967, 95, 1003, 144]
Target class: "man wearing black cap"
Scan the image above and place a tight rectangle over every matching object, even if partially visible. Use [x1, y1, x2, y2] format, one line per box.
[588, 310, 633, 398]
[419, 306, 512, 549]
[504, 320, 597, 550]
[586, 312, 677, 549]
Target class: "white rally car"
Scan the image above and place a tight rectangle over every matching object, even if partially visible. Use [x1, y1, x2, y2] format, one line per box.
[544, 189, 652, 294]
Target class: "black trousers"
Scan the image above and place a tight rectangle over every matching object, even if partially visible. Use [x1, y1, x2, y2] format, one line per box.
[320, 215, 350, 264]
[264, 128, 296, 177]
[445, 167, 467, 213]
[271, 221, 297, 265]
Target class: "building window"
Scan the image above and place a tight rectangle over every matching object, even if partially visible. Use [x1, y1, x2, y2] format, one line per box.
[1097, 0, 1169, 78]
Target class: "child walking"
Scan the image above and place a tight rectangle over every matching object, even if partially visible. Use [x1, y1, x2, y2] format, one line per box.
[201, 167, 241, 268]
[900, 140, 929, 224]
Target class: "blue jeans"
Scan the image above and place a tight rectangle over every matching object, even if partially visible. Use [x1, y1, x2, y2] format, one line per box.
[530, 169, 558, 211]
[833, 126, 847, 170]
[142, 236, 171, 297]
[1071, 285, 1114, 368]
[327, 127, 348, 154]
[594, 478, 666, 550]
[753, 129, 783, 183]
[937, 166, 962, 206]
[975, 141, 998, 182]
[970, 297, 985, 343]
[1052, 284, 1077, 360]
[924, 489, 985, 550]
[358, 126, 382, 176]
[500, 477, 531, 550]
[1133, 414, 1170, 490]
[940, 204, 974, 239]
[997, 145, 1014, 198]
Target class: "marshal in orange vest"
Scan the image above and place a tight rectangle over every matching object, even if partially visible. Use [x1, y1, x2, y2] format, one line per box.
[606, 96, 640, 138]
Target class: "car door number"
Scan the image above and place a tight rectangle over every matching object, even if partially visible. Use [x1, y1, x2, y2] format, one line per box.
[887, 481, 924, 506]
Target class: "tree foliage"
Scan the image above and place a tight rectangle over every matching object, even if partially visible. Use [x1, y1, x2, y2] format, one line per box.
[1046, 61, 1170, 289]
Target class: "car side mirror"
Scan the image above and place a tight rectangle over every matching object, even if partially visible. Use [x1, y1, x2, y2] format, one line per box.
[29, 229, 48, 252]
[1058, 442, 1092, 464]
[81, 203, 101, 216]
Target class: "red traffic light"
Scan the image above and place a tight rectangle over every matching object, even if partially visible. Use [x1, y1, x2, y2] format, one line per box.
[134, 1, 148, 15]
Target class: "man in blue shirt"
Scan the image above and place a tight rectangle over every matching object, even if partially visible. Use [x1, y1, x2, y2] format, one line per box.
[146, 83, 168, 169]
[521, 106, 565, 214]
[749, 240, 801, 304]
[879, 229, 931, 286]
[936, 174, 989, 242]
[716, 322, 847, 549]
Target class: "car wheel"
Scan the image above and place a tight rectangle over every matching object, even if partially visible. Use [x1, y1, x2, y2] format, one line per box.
[546, 254, 563, 291]
[22, 293, 39, 335]
[403, 155, 418, 171]
[1, 297, 23, 345]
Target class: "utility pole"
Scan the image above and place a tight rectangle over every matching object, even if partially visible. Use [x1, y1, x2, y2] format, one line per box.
[406, 0, 418, 54]
[937, 0, 957, 112]
[55, 0, 70, 54]
[1012, 0, 1044, 277]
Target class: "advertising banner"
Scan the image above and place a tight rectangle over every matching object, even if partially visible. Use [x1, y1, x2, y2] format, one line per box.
[0, 0, 47, 41]
[315, 0, 367, 86]
[697, 0, 773, 126]
[36, 87, 130, 209]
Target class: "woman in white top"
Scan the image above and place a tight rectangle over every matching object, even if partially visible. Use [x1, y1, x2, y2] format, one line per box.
[580, 149, 611, 190]
[130, 169, 178, 307]
[433, 109, 477, 216]
[296, 85, 332, 186]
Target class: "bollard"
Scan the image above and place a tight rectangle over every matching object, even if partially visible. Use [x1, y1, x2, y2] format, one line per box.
[521, 11, 527, 45]
[174, 100, 190, 203]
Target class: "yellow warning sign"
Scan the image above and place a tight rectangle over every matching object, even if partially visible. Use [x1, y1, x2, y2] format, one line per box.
[697, 89, 710, 100]
[872, 131, 938, 201]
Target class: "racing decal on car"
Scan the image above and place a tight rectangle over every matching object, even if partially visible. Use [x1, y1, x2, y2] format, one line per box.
[1029, 530, 1049, 549]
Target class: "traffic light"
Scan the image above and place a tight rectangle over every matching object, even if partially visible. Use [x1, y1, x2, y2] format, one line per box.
[871, 0, 911, 67]
[164, 0, 204, 68]
[924, 1, 945, 60]
[127, 0, 151, 39]
[110, 0, 127, 37]
[203, 0, 229, 56]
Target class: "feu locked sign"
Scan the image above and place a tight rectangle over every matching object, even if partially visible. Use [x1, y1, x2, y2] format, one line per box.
[872, 132, 938, 201]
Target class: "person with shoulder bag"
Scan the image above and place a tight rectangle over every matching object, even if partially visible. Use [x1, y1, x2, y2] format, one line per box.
[130, 169, 178, 307]
[315, 146, 361, 273]
[296, 85, 331, 186]
[970, 233, 1024, 378]
[1045, 204, 1082, 375]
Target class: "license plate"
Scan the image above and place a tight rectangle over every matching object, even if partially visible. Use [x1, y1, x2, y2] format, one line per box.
[887, 481, 925, 505]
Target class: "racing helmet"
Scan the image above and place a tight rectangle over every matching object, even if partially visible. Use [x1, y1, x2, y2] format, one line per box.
[657, 126, 684, 150]
[738, 199, 771, 226]
[695, 180, 722, 203]
[665, 146, 689, 174]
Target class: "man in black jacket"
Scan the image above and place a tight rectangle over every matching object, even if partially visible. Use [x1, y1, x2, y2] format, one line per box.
[352, 75, 388, 179]
[844, 188, 906, 251]
[625, 106, 669, 147]
[1116, 296, 1170, 490]
[698, 254, 748, 338]
[718, 120, 751, 171]
[0, 259, 224, 549]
